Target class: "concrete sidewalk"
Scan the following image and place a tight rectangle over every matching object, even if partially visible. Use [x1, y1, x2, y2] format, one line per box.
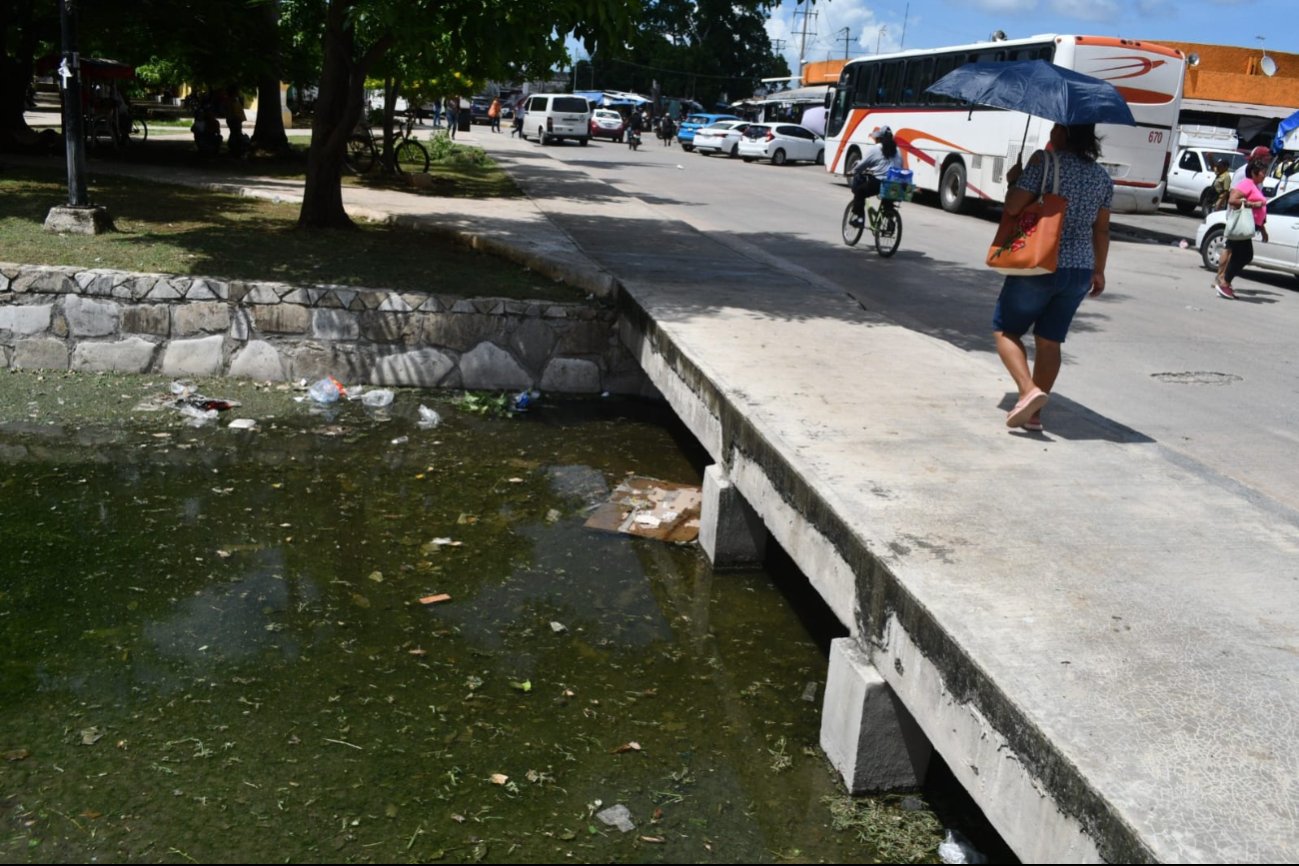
[15, 143, 1299, 862]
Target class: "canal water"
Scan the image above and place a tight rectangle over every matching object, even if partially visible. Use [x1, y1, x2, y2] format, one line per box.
[0, 372, 979, 863]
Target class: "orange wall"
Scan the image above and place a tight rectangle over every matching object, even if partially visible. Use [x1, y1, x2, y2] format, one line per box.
[802, 59, 845, 85]
[1156, 41, 1299, 109]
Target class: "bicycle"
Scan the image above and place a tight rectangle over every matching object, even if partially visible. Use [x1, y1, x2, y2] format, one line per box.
[841, 179, 912, 257]
[344, 115, 429, 175]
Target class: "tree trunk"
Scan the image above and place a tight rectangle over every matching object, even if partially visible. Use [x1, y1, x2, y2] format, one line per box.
[0, 2, 39, 151]
[297, 1, 391, 230]
[298, 4, 364, 229]
[250, 0, 288, 153]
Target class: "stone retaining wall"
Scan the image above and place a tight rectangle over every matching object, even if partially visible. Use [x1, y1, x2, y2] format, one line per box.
[0, 263, 650, 394]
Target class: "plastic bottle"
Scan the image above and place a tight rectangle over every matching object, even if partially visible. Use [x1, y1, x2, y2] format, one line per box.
[361, 389, 394, 408]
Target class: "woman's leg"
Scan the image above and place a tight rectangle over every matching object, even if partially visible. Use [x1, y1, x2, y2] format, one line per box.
[1223, 239, 1253, 286]
[995, 331, 1037, 397]
[1031, 336, 1063, 393]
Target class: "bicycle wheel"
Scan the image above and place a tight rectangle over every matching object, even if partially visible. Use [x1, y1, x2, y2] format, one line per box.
[841, 201, 863, 247]
[130, 117, 148, 143]
[345, 135, 376, 174]
[874, 206, 903, 258]
[394, 138, 429, 174]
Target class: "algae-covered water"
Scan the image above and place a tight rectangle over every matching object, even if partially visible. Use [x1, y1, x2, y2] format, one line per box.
[0, 372, 955, 863]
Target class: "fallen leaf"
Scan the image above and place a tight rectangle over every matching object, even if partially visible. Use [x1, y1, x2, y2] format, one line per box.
[80, 809, 103, 820]
[451, 814, 466, 823]
[490, 773, 509, 785]
[408, 648, 428, 656]
[639, 835, 665, 844]
[509, 680, 532, 693]
[507, 477, 524, 484]
[612, 741, 642, 754]
[419, 594, 451, 605]
[216, 549, 232, 559]
[652, 808, 663, 822]
[3, 749, 31, 761]
[351, 593, 371, 609]
[80, 728, 103, 746]
[368, 571, 384, 583]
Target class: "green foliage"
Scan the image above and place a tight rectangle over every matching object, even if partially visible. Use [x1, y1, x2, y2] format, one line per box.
[454, 391, 514, 418]
[426, 134, 488, 167]
[822, 794, 944, 864]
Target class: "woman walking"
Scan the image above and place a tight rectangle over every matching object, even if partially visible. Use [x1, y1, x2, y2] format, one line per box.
[1215, 160, 1269, 300]
[993, 123, 1113, 432]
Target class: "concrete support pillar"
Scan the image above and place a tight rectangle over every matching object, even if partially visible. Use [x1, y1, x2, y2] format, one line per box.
[821, 637, 932, 792]
[698, 464, 768, 570]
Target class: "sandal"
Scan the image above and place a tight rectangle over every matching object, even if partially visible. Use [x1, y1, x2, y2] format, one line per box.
[1007, 388, 1049, 428]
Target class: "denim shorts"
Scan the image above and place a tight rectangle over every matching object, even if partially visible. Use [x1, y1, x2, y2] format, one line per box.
[992, 267, 1093, 343]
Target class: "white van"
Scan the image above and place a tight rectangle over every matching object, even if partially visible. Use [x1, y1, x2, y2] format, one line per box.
[520, 94, 592, 146]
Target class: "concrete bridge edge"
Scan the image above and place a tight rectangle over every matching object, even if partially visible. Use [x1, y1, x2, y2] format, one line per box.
[616, 292, 1151, 864]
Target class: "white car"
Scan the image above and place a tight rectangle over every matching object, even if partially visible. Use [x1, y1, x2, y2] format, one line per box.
[1196, 188, 1299, 283]
[737, 123, 825, 166]
[692, 121, 749, 158]
[1165, 147, 1245, 216]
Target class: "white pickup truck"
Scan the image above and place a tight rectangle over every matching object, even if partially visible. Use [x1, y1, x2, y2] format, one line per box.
[1163, 126, 1243, 217]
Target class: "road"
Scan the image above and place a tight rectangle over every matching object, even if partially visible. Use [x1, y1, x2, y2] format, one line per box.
[478, 132, 1299, 515]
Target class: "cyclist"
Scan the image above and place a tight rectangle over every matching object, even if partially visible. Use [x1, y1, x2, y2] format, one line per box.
[848, 126, 903, 227]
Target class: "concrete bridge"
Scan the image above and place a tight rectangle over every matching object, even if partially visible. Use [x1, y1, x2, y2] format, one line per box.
[499, 149, 1299, 863]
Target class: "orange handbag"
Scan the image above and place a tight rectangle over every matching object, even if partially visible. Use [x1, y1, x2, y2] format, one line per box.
[986, 152, 1067, 275]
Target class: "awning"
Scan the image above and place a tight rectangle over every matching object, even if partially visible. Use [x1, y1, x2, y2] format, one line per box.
[1180, 97, 1294, 121]
[35, 54, 135, 80]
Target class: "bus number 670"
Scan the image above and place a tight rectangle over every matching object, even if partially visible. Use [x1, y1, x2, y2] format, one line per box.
[1148, 130, 1163, 144]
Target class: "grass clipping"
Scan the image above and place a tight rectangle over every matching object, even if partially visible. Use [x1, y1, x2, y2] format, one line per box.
[823, 794, 943, 863]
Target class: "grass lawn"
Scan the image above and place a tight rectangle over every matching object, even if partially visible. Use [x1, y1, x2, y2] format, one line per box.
[0, 160, 577, 302]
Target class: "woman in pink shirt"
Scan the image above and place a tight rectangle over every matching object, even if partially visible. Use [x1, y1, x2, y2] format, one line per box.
[1216, 160, 1270, 300]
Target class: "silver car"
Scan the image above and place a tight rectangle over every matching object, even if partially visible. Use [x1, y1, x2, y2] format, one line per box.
[737, 123, 825, 166]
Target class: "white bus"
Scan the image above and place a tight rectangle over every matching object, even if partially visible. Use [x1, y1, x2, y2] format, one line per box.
[824, 35, 1186, 214]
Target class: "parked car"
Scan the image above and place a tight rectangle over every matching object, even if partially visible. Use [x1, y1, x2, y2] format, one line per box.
[519, 93, 593, 146]
[1165, 147, 1246, 216]
[737, 123, 825, 166]
[676, 113, 741, 151]
[691, 120, 749, 158]
[590, 109, 625, 142]
[1196, 187, 1299, 283]
[469, 97, 492, 125]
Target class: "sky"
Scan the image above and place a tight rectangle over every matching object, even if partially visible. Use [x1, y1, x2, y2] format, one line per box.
[765, 0, 1299, 78]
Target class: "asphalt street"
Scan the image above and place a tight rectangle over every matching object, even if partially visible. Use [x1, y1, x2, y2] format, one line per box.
[471, 130, 1299, 516]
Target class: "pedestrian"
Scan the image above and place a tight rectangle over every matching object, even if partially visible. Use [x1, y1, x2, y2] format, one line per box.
[1215, 159, 1269, 300]
[1231, 145, 1272, 185]
[447, 96, 459, 140]
[1212, 158, 1233, 211]
[224, 85, 246, 158]
[488, 97, 501, 133]
[847, 126, 903, 226]
[660, 114, 675, 147]
[993, 123, 1113, 432]
[432, 97, 442, 128]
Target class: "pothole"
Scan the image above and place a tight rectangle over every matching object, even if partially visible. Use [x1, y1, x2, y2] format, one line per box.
[1150, 371, 1242, 385]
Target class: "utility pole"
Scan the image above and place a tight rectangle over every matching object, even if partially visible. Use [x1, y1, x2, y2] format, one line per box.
[875, 24, 887, 55]
[900, 2, 910, 50]
[838, 27, 853, 59]
[792, 6, 817, 85]
[46, 0, 111, 234]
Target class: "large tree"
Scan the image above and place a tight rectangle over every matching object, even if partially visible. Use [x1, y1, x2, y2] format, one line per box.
[293, 0, 640, 230]
[597, 0, 789, 110]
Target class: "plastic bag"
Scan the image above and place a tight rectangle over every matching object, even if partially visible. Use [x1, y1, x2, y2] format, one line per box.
[361, 389, 394, 409]
[937, 829, 986, 865]
[307, 378, 341, 404]
[417, 405, 442, 429]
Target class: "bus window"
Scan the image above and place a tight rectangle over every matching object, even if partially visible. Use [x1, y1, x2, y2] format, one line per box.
[904, 58, 933, 106]
[853, 64, 878, 106]
[827, 87, 851, 138]
[929, 54, 962, 105]
[1008, 43, 1052, 61]
[877, 61, 903, 105]
[972, 49, 1005, 63]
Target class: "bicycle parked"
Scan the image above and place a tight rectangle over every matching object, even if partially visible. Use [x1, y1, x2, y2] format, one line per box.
[345, 114, 429, 175]
[841, 169, 913, 257]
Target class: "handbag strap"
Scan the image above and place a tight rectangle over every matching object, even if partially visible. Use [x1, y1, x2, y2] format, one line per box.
[1038, 151, 1061, 200]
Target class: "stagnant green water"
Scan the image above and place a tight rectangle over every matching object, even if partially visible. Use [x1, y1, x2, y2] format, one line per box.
[0, 373, 968, 863]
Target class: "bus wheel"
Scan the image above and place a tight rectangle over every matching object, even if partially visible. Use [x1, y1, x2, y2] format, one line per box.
[843, 148, 862, 182]
[940, 161, 967, 213]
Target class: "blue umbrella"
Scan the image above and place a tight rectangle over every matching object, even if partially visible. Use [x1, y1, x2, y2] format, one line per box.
[926, 59, 1136, 160]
